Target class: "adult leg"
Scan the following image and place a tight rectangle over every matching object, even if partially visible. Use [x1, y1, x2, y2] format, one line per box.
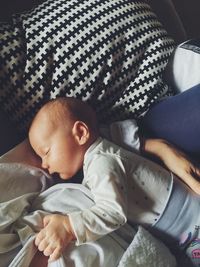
[140, 84, 200, 156]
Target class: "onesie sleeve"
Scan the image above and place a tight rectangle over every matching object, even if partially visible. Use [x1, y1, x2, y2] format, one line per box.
[68, 154, 128, 245]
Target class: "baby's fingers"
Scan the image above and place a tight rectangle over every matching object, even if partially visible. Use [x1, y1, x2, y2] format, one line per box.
[35, 231, 45, 247]
[43, 244, 55, 257]
[48, 246, 62, 262]
[38, 238, 49, 252]
[43, 215, 51, 227]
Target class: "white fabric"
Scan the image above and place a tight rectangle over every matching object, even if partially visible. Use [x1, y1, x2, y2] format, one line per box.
[109, 119, 140, 152]
[0, 163, 52, 254]
[0, 148, 177, 267]
[118, 226, 176, 267]
[164, 39, 200, 93]
[0, 164, 126, 267]
[69, 137, 173, 245]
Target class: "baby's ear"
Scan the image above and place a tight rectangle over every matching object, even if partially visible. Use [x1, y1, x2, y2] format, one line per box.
[72, 121, 90, 145]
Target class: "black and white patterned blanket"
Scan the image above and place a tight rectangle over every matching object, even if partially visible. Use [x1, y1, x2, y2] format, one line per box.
[0, 0, 175, 133]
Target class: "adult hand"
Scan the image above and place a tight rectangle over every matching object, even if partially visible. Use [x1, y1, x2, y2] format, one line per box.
[35, 214, 75, 262]
[143, 138, 200, 195]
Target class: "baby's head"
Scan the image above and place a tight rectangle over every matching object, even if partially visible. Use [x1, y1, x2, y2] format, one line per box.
[29, 97, 99, 179]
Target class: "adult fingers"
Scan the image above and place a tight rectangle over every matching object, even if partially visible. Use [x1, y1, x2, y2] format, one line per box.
[193, 165, 200, 177]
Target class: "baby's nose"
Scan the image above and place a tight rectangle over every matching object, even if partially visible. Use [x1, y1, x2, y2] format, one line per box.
[42, 158, 49, 169]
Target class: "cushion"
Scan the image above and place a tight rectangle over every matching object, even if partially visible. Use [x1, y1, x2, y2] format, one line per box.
[0, 0, 175, 134]
[164, 39, 200, 93]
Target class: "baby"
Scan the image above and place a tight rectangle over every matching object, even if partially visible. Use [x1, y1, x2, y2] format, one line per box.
[29, 97, 200, 265]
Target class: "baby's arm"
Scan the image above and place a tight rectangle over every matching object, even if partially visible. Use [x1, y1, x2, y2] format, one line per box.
[142, 138, 200, 194]
[35, 214, 75, 262]
[35, 154, 127, 260]
[69, 155, 127, 245]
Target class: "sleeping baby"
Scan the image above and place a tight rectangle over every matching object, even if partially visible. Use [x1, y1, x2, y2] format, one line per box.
[28, 97, 200, 266]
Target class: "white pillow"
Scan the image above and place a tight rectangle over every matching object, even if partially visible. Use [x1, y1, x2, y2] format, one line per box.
[164, 39, 200, 93]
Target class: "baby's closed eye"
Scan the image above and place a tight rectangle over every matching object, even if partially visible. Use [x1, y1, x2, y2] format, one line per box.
[45, 149, 50, 155]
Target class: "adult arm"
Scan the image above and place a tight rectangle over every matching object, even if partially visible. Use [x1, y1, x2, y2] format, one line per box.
[142, 138, 200, 194]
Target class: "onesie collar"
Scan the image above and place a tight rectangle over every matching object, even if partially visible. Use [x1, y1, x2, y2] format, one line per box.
[85, 137, 103, 158]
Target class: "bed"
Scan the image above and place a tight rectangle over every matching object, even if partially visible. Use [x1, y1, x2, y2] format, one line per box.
[0, 0, 198, 266]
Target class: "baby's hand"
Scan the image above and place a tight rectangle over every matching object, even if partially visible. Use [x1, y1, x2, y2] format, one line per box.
[35, 214, 75, 262]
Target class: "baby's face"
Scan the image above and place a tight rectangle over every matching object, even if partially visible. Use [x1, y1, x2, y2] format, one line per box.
[29, 113, 84, 179]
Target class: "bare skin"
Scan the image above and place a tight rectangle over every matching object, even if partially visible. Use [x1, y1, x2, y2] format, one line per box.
[143, 138, 200, 195]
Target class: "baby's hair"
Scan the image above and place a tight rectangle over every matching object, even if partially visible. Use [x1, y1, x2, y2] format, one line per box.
[33, 97, 99, 136]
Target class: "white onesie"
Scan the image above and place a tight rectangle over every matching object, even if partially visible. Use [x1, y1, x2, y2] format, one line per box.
[69, 137, 173, 245]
